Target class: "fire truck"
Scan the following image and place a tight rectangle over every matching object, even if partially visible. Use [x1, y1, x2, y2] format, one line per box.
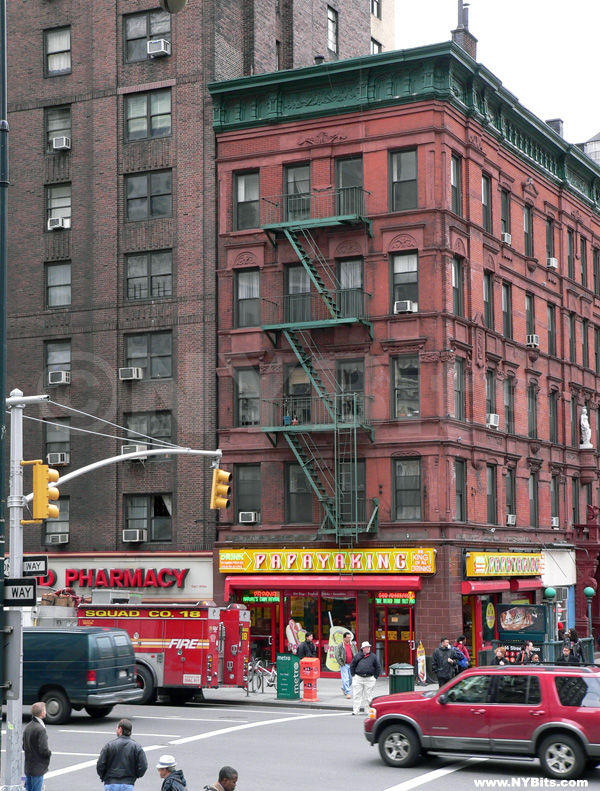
[76, 593, 250, 704]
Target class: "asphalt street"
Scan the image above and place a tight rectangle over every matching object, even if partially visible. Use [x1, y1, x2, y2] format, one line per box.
[3, 701, 600, 791]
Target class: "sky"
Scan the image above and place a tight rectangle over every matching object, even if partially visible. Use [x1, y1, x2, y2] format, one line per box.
[394, 0, 599, 146]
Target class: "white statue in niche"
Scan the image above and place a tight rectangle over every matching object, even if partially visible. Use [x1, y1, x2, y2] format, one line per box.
[580, 406, 593, 449]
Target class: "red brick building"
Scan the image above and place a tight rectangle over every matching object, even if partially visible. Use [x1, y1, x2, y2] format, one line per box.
[210, 35, 600, 670]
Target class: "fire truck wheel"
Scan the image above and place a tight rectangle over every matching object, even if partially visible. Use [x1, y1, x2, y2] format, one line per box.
[135, 664, 157, 705]
[41, 689, 72, 725]
[85, 705, 114, 718]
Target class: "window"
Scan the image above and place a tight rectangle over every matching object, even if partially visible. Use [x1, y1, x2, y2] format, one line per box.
[500, 190, 511, 235]
[523, 205, 533, 257]
[46, 183, 71, 224]
[234, 172, 260, 230]
[570, 398, 578, 447]
[586, 481, 593, 510]
[370, 38, 383, 54]
[495, 675, 541, 706]
[45, 417, 70, 457]
[567, 229, 575, 279]
[124, 10, 171, 63]
[504, 378, 515, 434]
[276, 40, 282, 70]
[502, 282, 512, 339]
[235, 465, 261, 522]
[45, 27, 71, 76]
[44, 496, 69, 543]
[525, 293, 535, 336]
[327, 6, 338, 53]
[337, 359, 364, 421]
[392, 356, 419, 418]
[234, 368, 260, 427]
[286, 464, 312, 523]
[486, 465, 497, 525]
[555, 676, 600, 708]
[483, 272, 494, 329]
[125, 89, 171, 141]
[125, 411, 172, 453]
[444, 675, 491, 704]
[549, 391, 559, 444]
[551, 474, 559, 521]
[284, 164, 310, 221]
[371, 0, 381, 18]
[485, 370, 496, 416]
[571, 478, 580, 525]
[454, 358, 465, 421]
[456, 459, 466, 522]
[527, 384, 537, 439]
[394, 458, 421, 520]
[285, 365, 311, 425]
[338, 258, 363, 318]
[594, 249, 600, 296]
[546, 218, 554, 259]
[481, 174, 491, 232]
[390, 150, 417, 211]
[235, 269, 260, 327]
[125, 494, 172, 542]
[581, 237, 588, 287]
[506, 467, 516, 517]
[596, 327, 600, 375]
[46, 340, 71, 375]
[547, 304, 556, 356]
[452, 257, 463, 316]
[569, 313, 576, 363]
[125, 331, 172, 379]
[46, 106, 71, 152]
[391, 252, 418, 310]
[339, 459, 366, 523]
[285, 264, 311, 323]
[336, 157, 364, 215]
[451, 155, 462, 216]
[583, 319, 589, 368]
[529, 471, 538, 527]
[126, 170, 172, 221]
[46, 262, 71, 308]
[126, 251, 172, 300]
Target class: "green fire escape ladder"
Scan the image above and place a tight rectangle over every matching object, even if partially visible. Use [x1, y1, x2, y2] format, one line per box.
[283, 227, 342, 320]
[283, 431, 337, 532]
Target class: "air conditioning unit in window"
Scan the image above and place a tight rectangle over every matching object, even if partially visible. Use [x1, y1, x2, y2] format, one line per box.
[526, 334, 540, 348]
[486, 413, 500, 428]
[48, 534, 69, 545]
[239, 511, 259, 524]
[501, 232, 512, 245]
[547, 257, 558, 270]
[122, 529, 147, 543]
[393, 300, 417, 314]
[47, 217, 70, 231]
[121, 444, 147, 460]
[47, 452, 70, 466]
[119, 367, 143, 381]
[506, 514, 517, 526]
[147, 39, 171, 57]
[48, 370, 70, 386]
[52, 136, 71, 151]
[551, 516, 560, 529]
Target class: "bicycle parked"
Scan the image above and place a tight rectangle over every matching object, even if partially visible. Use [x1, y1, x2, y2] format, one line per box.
[247, 657, 277, 692]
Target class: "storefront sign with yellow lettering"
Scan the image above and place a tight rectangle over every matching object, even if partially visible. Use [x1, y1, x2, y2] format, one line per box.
[219, 548, 435, 574]
[465, 552, 544, 578]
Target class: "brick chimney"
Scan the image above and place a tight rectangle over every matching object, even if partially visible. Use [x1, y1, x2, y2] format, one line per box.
[545, 119, 564, 138]
[452, 0, 477, 60]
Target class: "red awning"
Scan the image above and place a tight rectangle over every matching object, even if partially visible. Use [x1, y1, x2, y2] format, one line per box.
[224, 574, 422, 599]
[509, 579, 544, 592]
[461, 580, 511, 595]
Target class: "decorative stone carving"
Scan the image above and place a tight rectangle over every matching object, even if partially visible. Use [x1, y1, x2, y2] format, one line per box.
[454, 238, 466, 257]
[389, 234, 417, 251]
[529, 442, 541, 455]
[334, 240, 361, 257]
[234, 252, 258, 267]
[468, 135, 484, 152]
[420, 352, 440, 362]
[298, 130, 347, 147]
[260, 364, 282, 375]
[580, 406, 593, 449]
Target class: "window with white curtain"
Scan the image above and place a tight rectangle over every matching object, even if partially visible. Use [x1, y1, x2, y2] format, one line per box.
[235, 270, 260, 327]
[394, 458, 421, 520]
[338, 258, 363, 317]
[45, 28, 71, 76]
[46, 184, 72, 223]
[125, 494, 172, 541]
[392, 356, 419, 418]
[285, 265, 311, 322]
[46, 262, 71, 307]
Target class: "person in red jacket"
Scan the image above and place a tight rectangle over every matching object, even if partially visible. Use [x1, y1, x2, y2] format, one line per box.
[454, 635, 470, 667]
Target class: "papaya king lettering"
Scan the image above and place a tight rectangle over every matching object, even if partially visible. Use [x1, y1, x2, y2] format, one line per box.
[64, 567, 189, 589]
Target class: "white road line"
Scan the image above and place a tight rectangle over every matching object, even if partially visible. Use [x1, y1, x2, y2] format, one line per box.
[47, 751, 99, 757]
[382, 757, 488, 791]
[134, 706, 310, 716]
[59, 729, 181, 738]
[133, 715, 248, 723]
[45, 745, 165, 779]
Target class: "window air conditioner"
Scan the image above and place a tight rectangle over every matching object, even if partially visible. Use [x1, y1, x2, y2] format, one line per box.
[486, 413, 500, 428]
[48, 533, 69, 544]
[147, 39, 171, 57]
[119, 367, 143, 381]
[393, 300, 416, 314]
[121, 444, 147, 460]
[122, 529, 147, 542]
[47, 217, 70, 231]
[547, 258, 558, 270]
[239, 511, 259, 524]
[47, 452, 70, 466]
[52, 136, 71, 151]
[501, 233, 512, 245]
[506, 514, 517, 526]
[526, 334, 540, 348]
[48, 370, 71, 386]
[551, 516, 560, 528]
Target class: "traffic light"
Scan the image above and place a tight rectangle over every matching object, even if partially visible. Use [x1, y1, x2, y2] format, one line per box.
[32, 463, 60, 520]
[210, 468, 231, 509]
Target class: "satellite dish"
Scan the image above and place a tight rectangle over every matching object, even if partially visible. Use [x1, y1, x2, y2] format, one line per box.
[159, 0, 188, 12]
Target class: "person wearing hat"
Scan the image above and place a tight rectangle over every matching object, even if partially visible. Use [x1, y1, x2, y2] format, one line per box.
[349, 640, 381, 716]
[157, 755, 187, 791]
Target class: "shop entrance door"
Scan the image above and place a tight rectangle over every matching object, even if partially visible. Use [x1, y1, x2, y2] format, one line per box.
[248, 604, 277, 664]
[374, 605, 414, 672]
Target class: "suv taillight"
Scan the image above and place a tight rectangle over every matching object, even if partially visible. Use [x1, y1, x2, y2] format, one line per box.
[87, 670, 97, 685]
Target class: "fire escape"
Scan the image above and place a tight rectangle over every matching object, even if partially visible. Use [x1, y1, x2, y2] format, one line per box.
[260, 187, 379, 547]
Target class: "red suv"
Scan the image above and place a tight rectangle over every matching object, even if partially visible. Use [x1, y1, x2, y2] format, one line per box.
[364, 665, 600, 780]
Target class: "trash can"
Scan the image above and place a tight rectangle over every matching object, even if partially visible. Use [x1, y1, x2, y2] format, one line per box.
[388, 662, 415, 694]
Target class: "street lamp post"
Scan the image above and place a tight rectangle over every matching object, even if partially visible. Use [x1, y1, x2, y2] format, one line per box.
[583, 587, 595, 656]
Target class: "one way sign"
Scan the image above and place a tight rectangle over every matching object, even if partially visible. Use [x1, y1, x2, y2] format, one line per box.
[4, 577, 37, 606]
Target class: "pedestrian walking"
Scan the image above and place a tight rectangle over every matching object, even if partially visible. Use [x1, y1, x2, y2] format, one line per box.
[96, 718, 148, 791]
[335, 631, 357, 698]
[432, 637, 456, 687]
[157, 755, 187, 791]
[453, 635, 470, 666]
[297, 632, 317, 659]
[204, 766, 239, 791]
[569, 628, 584, 662]
[349, 641, 381, 715]
[516, 640, 534, 664]
[23, 702, 51, 791]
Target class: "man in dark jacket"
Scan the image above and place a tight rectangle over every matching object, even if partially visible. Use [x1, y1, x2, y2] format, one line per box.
[432, 638, 456, 687]
[23, 701, 51, 791]
[297, 632, 317, 659]
[556, 645, 581, 665]
[349, 641, 382, 715]
[96, 718, 148, 790]
[157, 755, 187, 791]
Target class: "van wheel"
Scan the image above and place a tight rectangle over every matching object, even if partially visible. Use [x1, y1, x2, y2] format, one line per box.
[41, 690, 72, 725]
[85, 706, 114, 718]
[538, 734, 585, 780]
[135, 665, 156, 705]
[378, 724, 421, 768]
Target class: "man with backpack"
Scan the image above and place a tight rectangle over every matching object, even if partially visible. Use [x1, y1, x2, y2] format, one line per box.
[432, 637, 457, 687]
[453, 635, 470, 674]
[205, 766, 238, 791]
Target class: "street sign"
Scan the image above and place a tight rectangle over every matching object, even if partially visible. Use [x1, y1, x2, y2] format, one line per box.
[4, 554, 48, 578]
[4, 577, 37, 606]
